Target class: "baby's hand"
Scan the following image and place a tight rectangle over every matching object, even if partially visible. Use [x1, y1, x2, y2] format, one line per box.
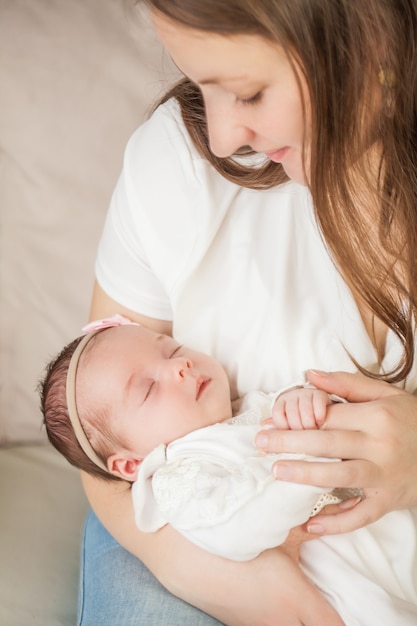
[272, 387, 332, 430]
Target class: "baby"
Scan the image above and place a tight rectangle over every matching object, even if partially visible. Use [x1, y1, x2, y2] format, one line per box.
[41, 315, 337, 555]
[40, 315, 417, 625]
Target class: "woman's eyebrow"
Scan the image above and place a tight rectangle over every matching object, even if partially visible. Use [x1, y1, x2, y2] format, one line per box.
[199, 77, 218, 85]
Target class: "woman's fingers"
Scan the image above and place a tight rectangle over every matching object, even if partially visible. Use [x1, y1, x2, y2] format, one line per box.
[255, 423, 367, 460]
[306, 495, 386, 535]
[257, 390, 417, 467]
[306, 369, 400, 402]
[271, 458, 378, 488]
[256, 372, 417, 531]
[280, 526, 307, 563]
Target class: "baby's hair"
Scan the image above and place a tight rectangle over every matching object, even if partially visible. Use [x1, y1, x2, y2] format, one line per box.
[39, 334, 121, 482]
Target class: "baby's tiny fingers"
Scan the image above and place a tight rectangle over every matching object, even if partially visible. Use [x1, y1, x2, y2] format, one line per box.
[272, 400, 291, 429]
[312, 392, 331, 425]
[298, 394, 319, 429]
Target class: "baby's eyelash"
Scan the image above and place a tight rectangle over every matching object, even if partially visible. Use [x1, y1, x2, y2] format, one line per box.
[144, 381, 155, 402]
[235, 92, 263, 106]
[170, 345, 183, 358]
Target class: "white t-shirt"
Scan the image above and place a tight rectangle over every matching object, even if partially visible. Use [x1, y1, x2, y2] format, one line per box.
[96, 98, 417, 400]
[96, 98, 417, 625]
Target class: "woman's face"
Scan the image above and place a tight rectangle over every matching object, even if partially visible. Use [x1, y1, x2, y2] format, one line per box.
[152, 12, 311, 185]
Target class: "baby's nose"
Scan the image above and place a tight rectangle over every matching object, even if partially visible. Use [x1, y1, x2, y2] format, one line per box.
[167, 357, 193, 380]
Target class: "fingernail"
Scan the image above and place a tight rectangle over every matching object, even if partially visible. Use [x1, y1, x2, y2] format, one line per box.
[255, 434, 268, 449]
[307, 523, 325, 534]
[339, 496, 362, 509]
[273, 464, 292, 480]
[307, 369, 328, 376]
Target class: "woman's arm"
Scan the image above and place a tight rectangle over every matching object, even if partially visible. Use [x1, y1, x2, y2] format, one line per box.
[83, 282, 344, 625]
[89, 280, 173, 335]
[81, 471, 344, 626]
[256, 370, 417, 535]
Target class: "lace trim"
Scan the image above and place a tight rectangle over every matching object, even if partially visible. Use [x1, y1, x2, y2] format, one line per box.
[310, 488, 365, 516]
[310, 492, 341, 516]
[229, 409, 261, 425]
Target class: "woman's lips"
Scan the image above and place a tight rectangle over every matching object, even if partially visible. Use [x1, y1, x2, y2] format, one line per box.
[196, 376, 211, 399]
[265, 147, 290, 163]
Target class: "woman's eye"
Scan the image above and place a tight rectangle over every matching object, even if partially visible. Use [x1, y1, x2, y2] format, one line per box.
[235, 91, 263, 106]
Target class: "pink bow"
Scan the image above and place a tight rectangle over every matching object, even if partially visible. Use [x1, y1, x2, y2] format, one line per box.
[82, 314, 139, 334]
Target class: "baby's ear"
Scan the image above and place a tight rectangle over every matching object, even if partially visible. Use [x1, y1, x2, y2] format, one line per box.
[107, 454, 142, 481]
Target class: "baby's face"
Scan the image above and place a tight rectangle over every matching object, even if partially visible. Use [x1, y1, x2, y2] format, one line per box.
[80, 325, 232, 458]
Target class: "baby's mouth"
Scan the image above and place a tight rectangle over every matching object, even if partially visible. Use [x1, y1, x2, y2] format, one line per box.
[196, 376, 211, 399]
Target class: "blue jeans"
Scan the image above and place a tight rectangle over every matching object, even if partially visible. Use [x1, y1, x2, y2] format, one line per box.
[77, 510, 224, 625]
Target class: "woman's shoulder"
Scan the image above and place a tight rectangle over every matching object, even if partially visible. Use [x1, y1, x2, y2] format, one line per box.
[118, 96, 253, 228]
[128, 98, 189, 149]
[124, 98, 208, 185]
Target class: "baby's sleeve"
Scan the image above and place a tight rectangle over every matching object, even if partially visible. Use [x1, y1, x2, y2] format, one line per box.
[151, 454, 326, 561]
[132, 427, 335, 561]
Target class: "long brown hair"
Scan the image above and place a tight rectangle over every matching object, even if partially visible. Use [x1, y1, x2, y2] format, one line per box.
[142, 0, 417, 383]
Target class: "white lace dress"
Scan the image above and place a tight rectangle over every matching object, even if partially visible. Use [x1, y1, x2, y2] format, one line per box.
[132, 390, 417, 625]
[132, 390, 340, 560]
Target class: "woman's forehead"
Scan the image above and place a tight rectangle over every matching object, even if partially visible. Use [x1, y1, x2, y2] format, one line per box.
[151, 9, 281, 85]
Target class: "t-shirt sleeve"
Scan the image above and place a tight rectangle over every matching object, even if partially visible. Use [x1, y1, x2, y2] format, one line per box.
[96, 167, 172, 319]
[95, 100, 203, 320]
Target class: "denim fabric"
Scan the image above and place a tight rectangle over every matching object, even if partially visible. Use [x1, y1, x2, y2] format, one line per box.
[78, 510, 224, 625]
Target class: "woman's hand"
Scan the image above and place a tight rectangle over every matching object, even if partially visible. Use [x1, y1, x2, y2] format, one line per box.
[255, 370, 417, 535]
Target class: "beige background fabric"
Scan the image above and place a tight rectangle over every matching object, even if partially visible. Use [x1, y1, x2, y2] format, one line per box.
[0, 0, 178, 444]
[0, 2, 178, 623]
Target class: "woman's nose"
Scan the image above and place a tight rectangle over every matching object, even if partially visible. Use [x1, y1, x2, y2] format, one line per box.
[205, 102, 253, 158]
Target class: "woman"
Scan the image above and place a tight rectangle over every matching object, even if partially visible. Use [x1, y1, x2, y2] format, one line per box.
[78, 1, 417, 624]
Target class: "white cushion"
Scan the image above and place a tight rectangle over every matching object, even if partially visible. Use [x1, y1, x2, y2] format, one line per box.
[0, 445, 89, 625]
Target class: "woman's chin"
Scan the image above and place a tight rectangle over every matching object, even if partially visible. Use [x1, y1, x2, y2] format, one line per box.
[280, 152, 309, 186]
[282, 164, 308, 186]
